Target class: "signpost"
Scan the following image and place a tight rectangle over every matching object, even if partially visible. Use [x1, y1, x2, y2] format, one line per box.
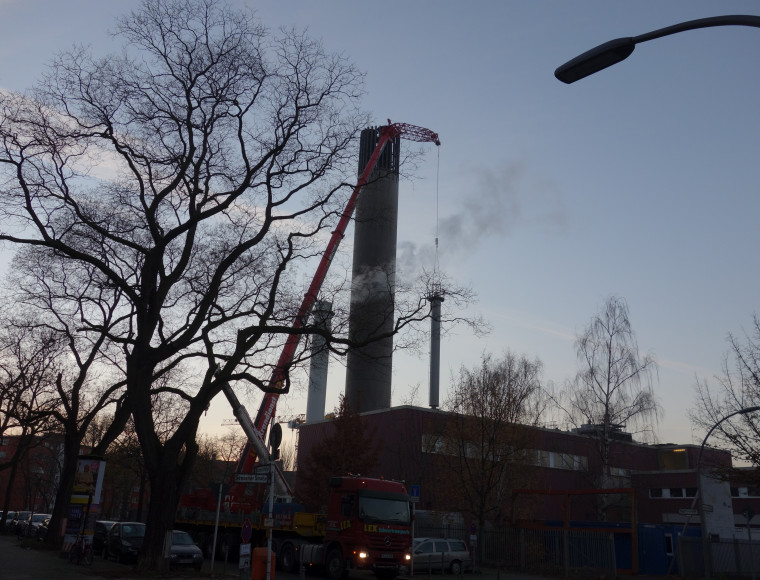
[409, 485, 420, 576]
[240, 519, 252, 576]
[241, 519, 252, 543]
[235, 473, 269, 484]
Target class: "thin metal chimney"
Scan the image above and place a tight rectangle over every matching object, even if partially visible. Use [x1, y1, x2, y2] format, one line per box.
[427, 287, 444, 409]
[306, 301, 333, 423]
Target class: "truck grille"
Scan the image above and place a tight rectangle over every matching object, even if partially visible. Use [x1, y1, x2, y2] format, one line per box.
[367, 534, 407, 551]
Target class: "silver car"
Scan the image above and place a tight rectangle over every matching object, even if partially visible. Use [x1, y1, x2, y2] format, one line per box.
[412, 537, 472, 574]
[168, 530, 204, 571]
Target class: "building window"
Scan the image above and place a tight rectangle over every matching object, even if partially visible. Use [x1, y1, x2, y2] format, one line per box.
[650, 487, 698, 499]
[528, 450, 587, 471]
[659, 448, 689, 470]
[665, 533, 674, 556]
[731, 486, 760, 498]
[610, 466, 631, 478]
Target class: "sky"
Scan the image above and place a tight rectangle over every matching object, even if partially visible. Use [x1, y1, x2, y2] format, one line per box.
[1, 1, 759, 450]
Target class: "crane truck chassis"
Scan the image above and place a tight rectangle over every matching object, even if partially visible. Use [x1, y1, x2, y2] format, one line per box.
[274, 476, 411, 580]
[177, 475, 412, 580]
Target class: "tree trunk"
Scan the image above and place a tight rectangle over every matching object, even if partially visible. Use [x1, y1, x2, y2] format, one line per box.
[44, 429, 81, 548]
[138, 462, 183, 572]
[1, 460, 20, 533]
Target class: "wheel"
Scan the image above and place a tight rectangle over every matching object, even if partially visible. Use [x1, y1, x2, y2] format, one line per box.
[84, 546, 94, 566]
[449, 560, 462, 575]
[68, 546, 79, 564]
[326, 549, 346, 580]
[279, 542, 298, 573]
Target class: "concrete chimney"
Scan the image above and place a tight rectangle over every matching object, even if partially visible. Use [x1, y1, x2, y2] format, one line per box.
[306, 301, 333, 423]
[345, 127, 400, 413]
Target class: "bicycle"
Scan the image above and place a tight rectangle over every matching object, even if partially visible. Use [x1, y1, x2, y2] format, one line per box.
[69, 534, 94, 566]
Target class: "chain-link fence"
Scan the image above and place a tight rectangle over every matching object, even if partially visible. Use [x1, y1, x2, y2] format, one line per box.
[679, 535, 760, 578]
[417, 523, 617, 577]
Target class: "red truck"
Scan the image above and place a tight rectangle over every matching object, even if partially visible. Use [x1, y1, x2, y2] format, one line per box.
[176, 474, 412, 580]
[279, 475, 411, 580]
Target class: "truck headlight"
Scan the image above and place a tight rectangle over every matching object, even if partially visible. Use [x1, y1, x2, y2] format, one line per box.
[405, 553, 411, 561]
[357, 551, 368, 559]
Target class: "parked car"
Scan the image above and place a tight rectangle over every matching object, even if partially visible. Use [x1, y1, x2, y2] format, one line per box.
[168, 530, 204, 571]
[35, 517, 52, 541]
[412, 537, 472, 575]
[19, 513, 51, 537]
[2, 511, 16, 532]
[10, 511, 31, 535]
[105, 522, 145, 563]
[93, 520, 117, 557]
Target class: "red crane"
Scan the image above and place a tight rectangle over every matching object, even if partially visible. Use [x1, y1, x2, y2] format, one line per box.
[220, 121, 440, 499]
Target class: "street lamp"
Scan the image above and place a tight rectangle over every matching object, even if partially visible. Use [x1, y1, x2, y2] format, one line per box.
[555, 15, 760, 84]
[696, 406, 760, 578]
[556, 14, 760, 575]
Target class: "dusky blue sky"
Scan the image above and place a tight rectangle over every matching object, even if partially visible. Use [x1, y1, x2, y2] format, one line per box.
[1, 1, 759, 448]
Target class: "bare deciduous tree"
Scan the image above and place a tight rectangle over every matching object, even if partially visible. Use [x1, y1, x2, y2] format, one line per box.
[3, 256, 130, 546]
[561, 296, 659, 498]
[0, 323, 60, 530]
[0, 0, 463, 569]
[297, 394, 378, 511]
[438, 351, 545, 543]
[690, 314, 760, 472]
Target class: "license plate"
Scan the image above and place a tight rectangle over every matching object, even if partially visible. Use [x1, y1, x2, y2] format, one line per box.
[179, 558, 192, 564]
[381, 554, 394, 559]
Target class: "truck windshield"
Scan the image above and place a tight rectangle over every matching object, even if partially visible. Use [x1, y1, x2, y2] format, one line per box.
[357, 493, 410, 525]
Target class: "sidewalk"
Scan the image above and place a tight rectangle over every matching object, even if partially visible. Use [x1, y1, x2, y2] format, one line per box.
[0, 534, 681, 580]
[0, 534, 561, 580]
[0, 533, 237, 579]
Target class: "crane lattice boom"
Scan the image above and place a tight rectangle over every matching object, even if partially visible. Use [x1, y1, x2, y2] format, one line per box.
[386, 121, 441, 146]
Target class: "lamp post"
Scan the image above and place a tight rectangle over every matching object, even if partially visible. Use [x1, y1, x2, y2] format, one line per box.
[556, 17, 760, 573]
[554, 15, 760, 84]
[696, 406, 760, 578]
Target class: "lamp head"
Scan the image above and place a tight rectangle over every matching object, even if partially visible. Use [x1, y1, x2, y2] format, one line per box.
[555, 37, 636, 84]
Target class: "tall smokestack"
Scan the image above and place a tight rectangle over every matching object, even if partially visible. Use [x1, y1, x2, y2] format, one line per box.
[427, 288, 444, 409]
[306, 301, 333, 423]
[345, 127, 400, 413]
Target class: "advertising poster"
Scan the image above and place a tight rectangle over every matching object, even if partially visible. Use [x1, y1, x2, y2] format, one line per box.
[62, 456, 107, 552]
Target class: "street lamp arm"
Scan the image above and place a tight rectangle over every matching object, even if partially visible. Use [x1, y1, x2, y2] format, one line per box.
[555, 15, 760, 84]
[697, 405, 760, 471]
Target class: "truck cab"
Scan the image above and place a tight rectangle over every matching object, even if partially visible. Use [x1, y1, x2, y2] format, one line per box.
[323, 476, 411, 580]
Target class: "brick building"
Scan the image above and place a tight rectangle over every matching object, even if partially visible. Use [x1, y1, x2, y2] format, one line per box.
[295, 405, 758, 535]
[0, 434, 63, 514]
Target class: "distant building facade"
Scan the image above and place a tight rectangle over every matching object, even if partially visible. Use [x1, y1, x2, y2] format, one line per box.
[295, 405, 759, 537]
[0, 434, 63, 513]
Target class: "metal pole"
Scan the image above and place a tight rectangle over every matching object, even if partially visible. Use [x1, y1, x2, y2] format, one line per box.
[410, 504, 415, 576]
[746, 509, 757, 580]
[266, 420, 275, 580]
[696, 406, 760, 579]
[210, 482, 222, 573]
